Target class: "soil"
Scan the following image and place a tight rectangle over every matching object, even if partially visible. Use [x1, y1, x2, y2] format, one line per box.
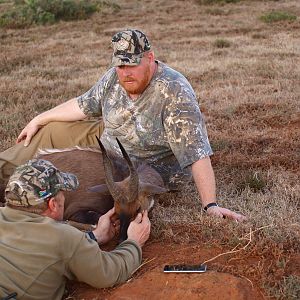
[66, 242, 264, 300]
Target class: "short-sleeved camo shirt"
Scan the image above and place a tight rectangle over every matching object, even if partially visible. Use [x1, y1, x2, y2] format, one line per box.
[77, 61, 213, 190]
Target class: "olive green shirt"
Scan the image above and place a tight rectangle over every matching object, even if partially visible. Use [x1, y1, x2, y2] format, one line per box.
[0, 207, 142, 300]
[77, 61, 213, 190]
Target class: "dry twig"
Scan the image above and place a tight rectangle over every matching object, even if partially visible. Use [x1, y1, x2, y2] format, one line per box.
[201, 223, 287, 265]
[130, 257, 157, 279]
[202, 228, 253, 265]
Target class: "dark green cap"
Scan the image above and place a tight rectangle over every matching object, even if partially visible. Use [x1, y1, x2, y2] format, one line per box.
[5, 159, 79, 207]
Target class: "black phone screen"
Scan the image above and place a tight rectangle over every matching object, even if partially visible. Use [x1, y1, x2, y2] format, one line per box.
[163, 264, 207, 273]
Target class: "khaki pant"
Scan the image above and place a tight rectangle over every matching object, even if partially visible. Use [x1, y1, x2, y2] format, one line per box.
[0, 120, 103, 183]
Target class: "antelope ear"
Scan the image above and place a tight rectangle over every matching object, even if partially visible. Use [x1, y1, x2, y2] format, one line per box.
[140, 183, 168, 195]
[88, 184, 110, 195]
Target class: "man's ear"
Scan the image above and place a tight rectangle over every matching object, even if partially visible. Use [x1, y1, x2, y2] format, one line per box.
[47, 197, 58, 212]
[147, 50, 155, 62]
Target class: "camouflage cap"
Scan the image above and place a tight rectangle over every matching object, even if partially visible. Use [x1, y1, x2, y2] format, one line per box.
[5, 159, 79, 207]
[111, 29, 151, 67]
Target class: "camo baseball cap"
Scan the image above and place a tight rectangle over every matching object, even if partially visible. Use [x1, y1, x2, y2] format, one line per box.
[5, 159, 79, 207]
[111, 29, 151, 67]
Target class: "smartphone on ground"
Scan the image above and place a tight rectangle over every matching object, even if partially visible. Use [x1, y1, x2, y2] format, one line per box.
[163, 264, 207, 273]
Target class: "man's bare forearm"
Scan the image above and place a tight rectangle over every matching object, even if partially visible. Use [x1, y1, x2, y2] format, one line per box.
[191, 156, 247, 221]
[33, 98, 87, 125]
[191, 156, 217, 208]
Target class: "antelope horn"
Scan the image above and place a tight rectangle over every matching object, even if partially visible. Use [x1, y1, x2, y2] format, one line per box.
[116, 138, 139, 203]
[96, 136, 128, 204]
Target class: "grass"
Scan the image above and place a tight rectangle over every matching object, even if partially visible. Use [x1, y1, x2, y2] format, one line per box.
[213, 38, 231, 48]
[260, 10, 297, 23]
[152, 168, 299, 298]
[197, 0, 241, 4]
[0, 0, 119, 28]
[205, 8, 231, 15]
[0, 0, 299, 298]
[236, 171, 267, 193]
[264, 275, 300, 299]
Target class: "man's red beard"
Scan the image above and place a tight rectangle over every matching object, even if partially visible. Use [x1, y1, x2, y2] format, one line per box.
[119, 65, 151, 96]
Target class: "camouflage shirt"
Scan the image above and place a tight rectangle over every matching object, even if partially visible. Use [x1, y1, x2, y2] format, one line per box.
[77, 61, 213, 190]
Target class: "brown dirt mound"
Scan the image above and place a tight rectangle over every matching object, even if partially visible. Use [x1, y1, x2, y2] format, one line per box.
[66, 243, 264, 300]
[107, 269, 258, 300]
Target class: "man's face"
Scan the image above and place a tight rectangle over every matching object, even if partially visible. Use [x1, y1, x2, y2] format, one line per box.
[116, 52, 153, 97]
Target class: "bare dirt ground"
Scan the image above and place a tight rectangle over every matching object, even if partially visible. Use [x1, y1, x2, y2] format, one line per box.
[65, 241, 264, 300]
[1, 0, 300, 299]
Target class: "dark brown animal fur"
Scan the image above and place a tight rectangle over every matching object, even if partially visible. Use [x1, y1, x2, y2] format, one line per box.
[1, 142, 168, 240]
[37, 147, 129, 225]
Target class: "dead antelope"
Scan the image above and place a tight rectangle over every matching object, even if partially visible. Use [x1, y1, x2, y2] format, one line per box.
[36, 146, 126, 225]
[39, 137, 168, 241]
[0, 138, 168, 240]
[92, 137, 168, 240]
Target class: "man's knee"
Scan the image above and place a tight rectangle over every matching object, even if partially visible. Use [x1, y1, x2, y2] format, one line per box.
[38, 120, 100, 149]
[41, 121, 71, 136]
[36, 121, 79, 149]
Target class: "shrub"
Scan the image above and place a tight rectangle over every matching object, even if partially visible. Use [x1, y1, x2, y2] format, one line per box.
[206, 8, 228, 15]
[213, 38, 231, 48]
[260, 11, 297, 23]
[197, 0, 241, 4]
[0, 0, 118, 28]
[236, 171, 267, 193]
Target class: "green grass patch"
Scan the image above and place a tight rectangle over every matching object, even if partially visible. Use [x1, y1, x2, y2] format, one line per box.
[251, 33, 267, 39]
[0, 0, 119, 28]
[264, 275, 300, 300]
[205, 8, 229, 15]
[236, 171, 267, 193]
[213, 38, 231, 48]
[260, 11, 297, 23]
[197, 0, 241, 4]
[211, 139, 231, 151]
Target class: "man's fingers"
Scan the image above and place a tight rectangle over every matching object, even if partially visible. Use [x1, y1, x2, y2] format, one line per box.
[141, 210, 148, 222]
[106, 207, 115, 216]
[24, 136, 32, 147]
[222, 209, 247, 222]
[234, 213, 247, 222]
[134, 212, 143, 223]
[16, 132, 25, 144]
[208, 206, 246, 223]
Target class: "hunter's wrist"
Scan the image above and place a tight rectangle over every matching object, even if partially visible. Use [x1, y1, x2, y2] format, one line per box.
[203, 202, 218, 212]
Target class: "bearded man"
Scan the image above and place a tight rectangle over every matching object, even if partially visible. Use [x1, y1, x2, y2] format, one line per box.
[0, 29, 246, 222]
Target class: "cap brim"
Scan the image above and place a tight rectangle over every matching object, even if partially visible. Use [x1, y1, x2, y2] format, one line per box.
[111, 54, 143, 67]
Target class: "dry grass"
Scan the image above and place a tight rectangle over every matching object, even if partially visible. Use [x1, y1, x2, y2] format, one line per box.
[1, 0, 300, 298]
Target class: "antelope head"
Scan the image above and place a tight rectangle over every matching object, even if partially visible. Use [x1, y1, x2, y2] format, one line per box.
[92, 136, 167, 242]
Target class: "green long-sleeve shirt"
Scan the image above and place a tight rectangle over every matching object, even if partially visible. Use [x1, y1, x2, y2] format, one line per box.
[0, 207, 142, 300]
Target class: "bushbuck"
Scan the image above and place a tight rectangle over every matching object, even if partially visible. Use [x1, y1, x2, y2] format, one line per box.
[0, 137, 168, 240]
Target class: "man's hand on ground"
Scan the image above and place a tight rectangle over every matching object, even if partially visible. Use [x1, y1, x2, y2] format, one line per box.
[206, 206, 247, 222]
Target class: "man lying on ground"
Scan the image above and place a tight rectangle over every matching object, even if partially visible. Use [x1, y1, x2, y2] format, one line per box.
[0, 159, 150, 300]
